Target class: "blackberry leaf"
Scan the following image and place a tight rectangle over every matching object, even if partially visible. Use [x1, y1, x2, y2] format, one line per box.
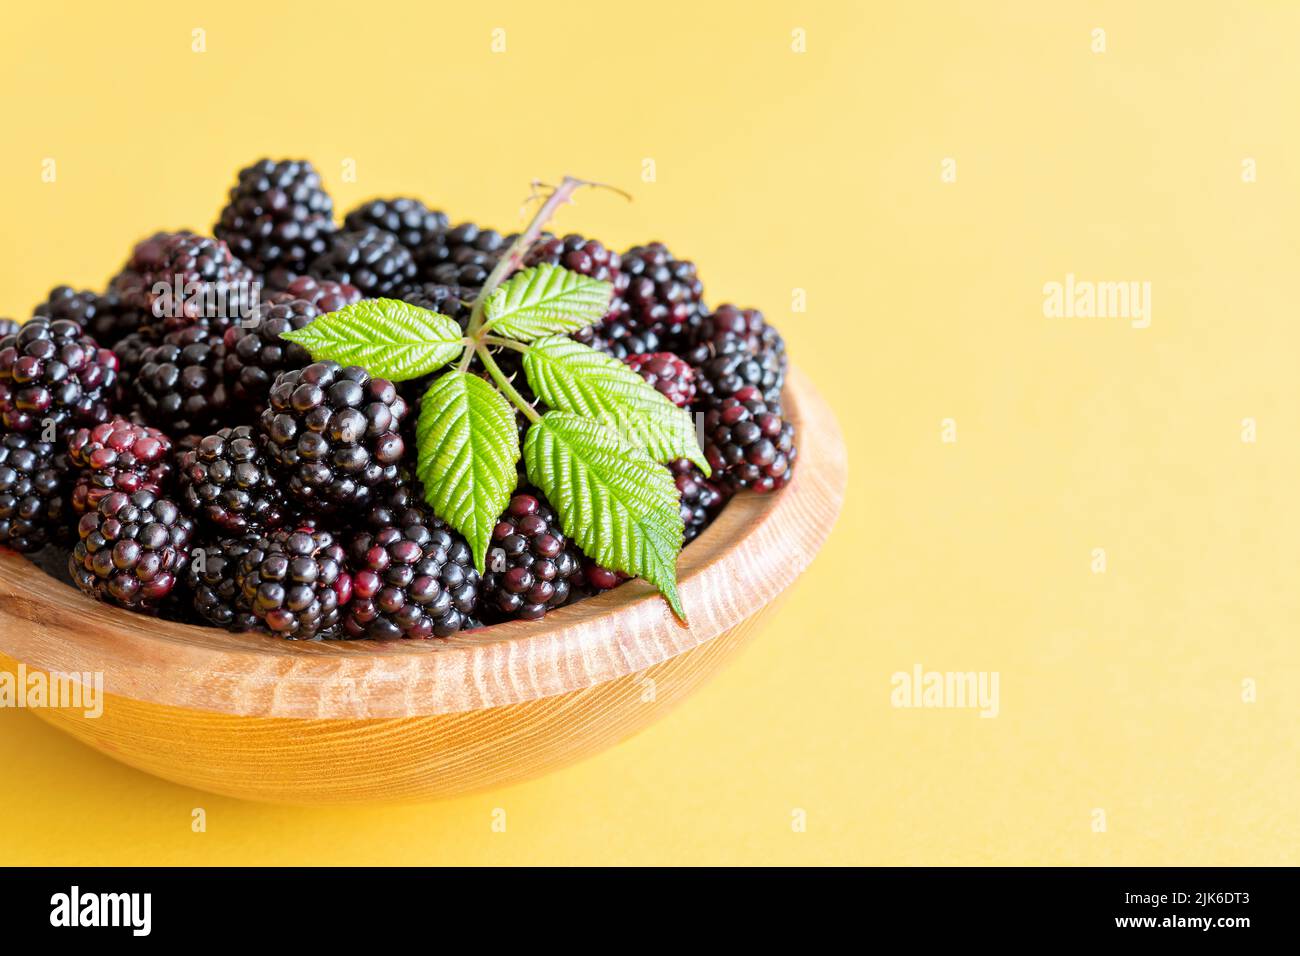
[523, 335, 708, 473]
[484, 264, 613, 341]
[524, 410, 686, 619]
[281, 298, 463, 382]
[415, 371, 520, 571]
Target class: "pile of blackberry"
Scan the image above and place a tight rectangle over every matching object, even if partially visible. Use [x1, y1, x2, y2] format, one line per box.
[1, 157, 796, 640]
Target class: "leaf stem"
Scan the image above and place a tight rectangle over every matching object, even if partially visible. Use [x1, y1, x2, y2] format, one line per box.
[478, 344, 542, 425]
[483, 335, 531, 353]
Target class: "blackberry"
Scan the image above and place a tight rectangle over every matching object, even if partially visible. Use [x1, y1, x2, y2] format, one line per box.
[343, 198, 448, 251]
[702, 395, 796, 493]
[480, 491, 581, 621]
[398, 282, 475, 330]
[133, 326, 228, 435]
[414, 222, 510, 287]
[687, 305, 787, 408]
[215, 159, 336, 280]
[133, 233, 258, 338]
[111, 331, 152, 394]
[344, 514, 480, 639]
[178, 425, 283, 534]
[188, 534, 260, 631]
[262, 275, 361, 312]
[671, 459, 727, 542]
[222, 297, 319, 413]
[309, 227, 416, 298]
[33, 286, 133, 344]
[0, 317, 118, 435]
[620, 241, 705, 334]
[69, 489, 194, 612]
[525, 234, 628, 311]
[0, 432, 69, 552]
[579, 559, 628, 594]
[237, 526, 351, 640]
[577, 317, 662, 360]
[259, 361, 407, 513]
[67, 418, 172, 516]
[624, 352, 696, 408]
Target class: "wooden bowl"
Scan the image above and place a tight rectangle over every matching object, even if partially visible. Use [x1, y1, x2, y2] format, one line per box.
[0, 368, 846, 804]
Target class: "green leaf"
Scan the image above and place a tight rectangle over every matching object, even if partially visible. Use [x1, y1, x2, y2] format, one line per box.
[415, 371, 520, 571]
[483, 264, 613, 341]
[524, 411, 686, 620]
[280, 298, 464, 381]
[522, 335, 708, 473]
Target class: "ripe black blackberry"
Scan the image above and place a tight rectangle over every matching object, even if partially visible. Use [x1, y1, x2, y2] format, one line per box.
[702, 395, 796, 493]
[344, 514, 480, 639]
[133, 326, 228, 436]
[620, 241, 705, 334]
[399, 282, 475, 330]
[32, 286, 135, 345]
[188, 534, 260, 631]
[0, 317, 118, 435]
[309, 227, 416, 298]
[111, 331, 152, 394]
[178, 425, 284, 534]
[215, 159, 336, 280]
[624, 352, 696, 408]
[414, 222, 510, 287]
[258, 361, 407, 513]
[0, 432, 69, 552]
[237, 526, 352, 640]
[343, 198, 448, 251]
[222, 297, 319, 414]
[133, 233, 258, 338]
[671, 459, 728, 542]
[687, 305, 787, 408]
[69, 489, 194, 612]
[262, 275, 362, 312]
[480, 491, 581, 621]
[576, 316, 662, 360]
[67, 418, 172, 516]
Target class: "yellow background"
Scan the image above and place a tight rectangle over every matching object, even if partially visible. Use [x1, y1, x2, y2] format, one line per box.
[1, 0, 1297, 865]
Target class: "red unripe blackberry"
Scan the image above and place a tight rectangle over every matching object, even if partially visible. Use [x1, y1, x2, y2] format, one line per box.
[703, 396, 796, 493]
[0, 317, 118, 435]
[237, 526, 352, 640]
[344, 198, 448, 251]
[0, 432, 69, 552]
[69, 489, 194, 612]
[263, 275, 362, 312]
[309, 227, 416, 299]
[178, 425, 283, 535]
[671, 459, 728, 542]
[133, 233, 258, 338]
[215, 159, 336, 280]
[188, 534, 260, 631]
[414, 222, 511, 287]
[222, 297, 319, 414]
[620, 241, 705, 332]
[133, 326, 229, 436]
[259, 361, 407, 513]
[624, 352, 696, 408]
[66, 418, 172, 516]
[344, 515, 481, 639]
[481, 492, 581, 621]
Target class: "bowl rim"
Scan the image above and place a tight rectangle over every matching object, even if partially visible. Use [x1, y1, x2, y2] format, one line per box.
[0, 366, 847, 718]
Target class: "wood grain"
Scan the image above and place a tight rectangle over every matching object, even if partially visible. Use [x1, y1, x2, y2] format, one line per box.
[0, 367, 846, 803]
